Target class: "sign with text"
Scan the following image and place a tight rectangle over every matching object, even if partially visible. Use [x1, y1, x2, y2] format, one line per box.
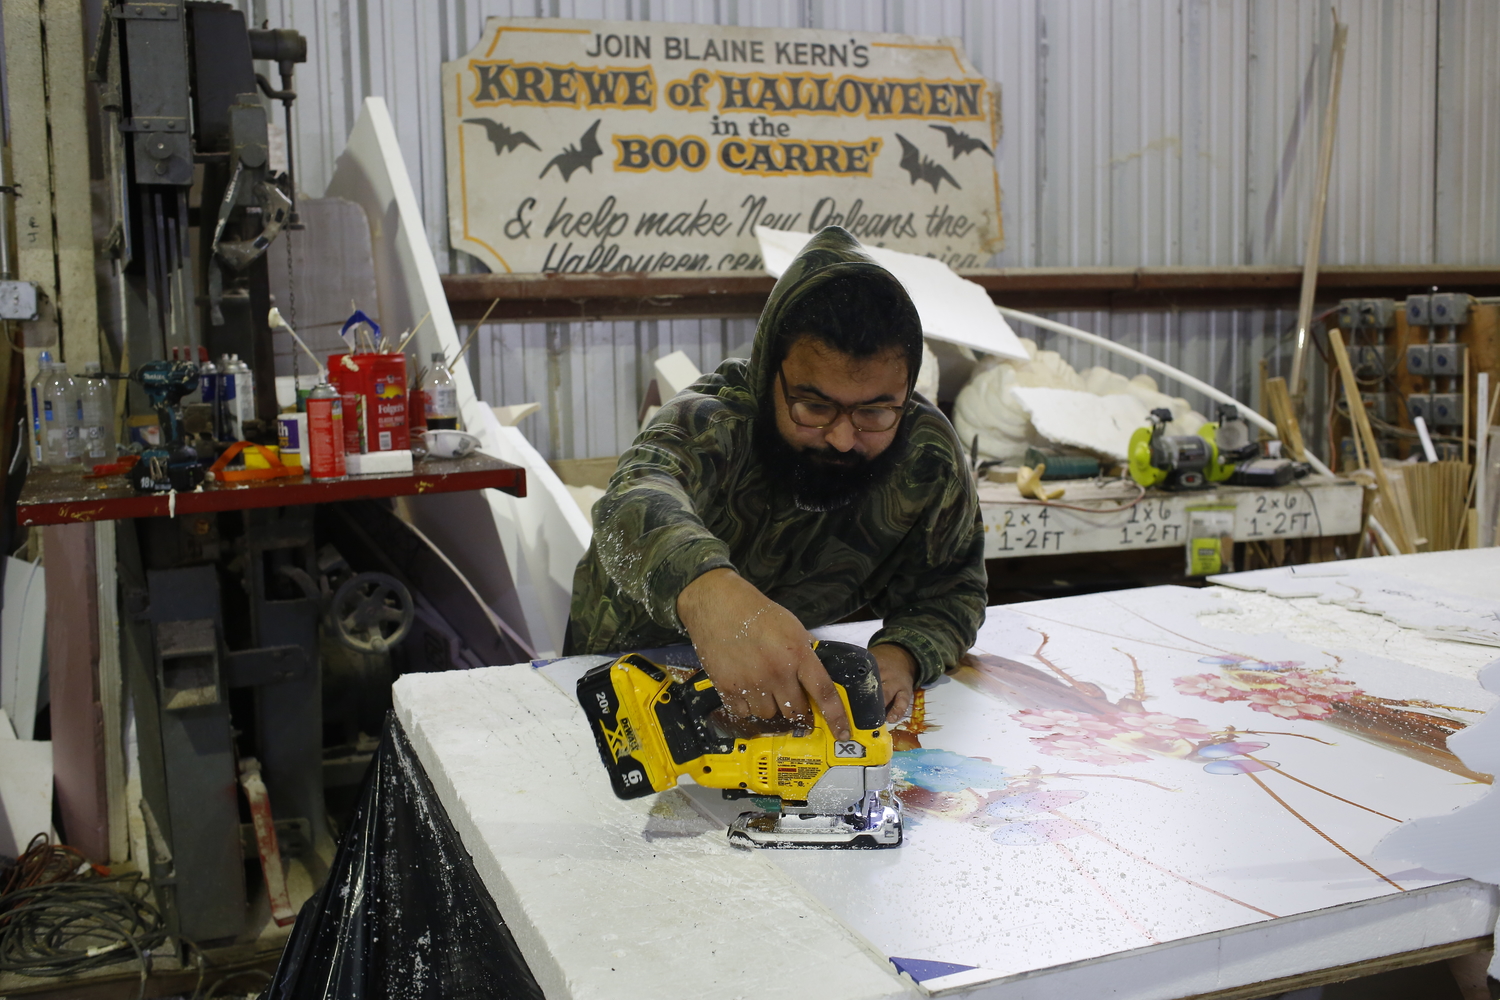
[443, 18, 1002, 274]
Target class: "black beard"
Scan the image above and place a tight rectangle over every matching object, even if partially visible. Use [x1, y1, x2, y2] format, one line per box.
[753, 402, 909, 512]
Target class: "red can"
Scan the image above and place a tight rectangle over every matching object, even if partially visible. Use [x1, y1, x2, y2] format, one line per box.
[307, 381, 346, 479]
[328, 353, 410, 454]
[409, 388, 428, 435]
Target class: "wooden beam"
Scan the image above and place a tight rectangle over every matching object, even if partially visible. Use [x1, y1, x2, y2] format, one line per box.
[43, 522, 108, 862]
[443, 265, 1500, 322]
[1329, 326, 1415, 553]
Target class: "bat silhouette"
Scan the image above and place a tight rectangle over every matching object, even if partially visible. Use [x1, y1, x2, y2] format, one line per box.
[463, 117, 540, 156]
[929, 124, 993, 159]
[895, 134, 961, 193]
[540, 120, 604, 182]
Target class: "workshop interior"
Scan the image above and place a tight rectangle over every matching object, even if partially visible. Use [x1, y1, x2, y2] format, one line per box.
[0, 3, 1497, 1000]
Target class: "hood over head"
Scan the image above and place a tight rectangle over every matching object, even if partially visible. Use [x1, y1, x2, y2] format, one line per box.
[746, 226, 923, 403]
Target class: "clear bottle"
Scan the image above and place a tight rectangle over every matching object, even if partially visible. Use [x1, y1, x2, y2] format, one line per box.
[29, 351, 51, 467]
[77, 361, 116, 466]
[425, 352, 459, 430]
[42, 360, 81, 467]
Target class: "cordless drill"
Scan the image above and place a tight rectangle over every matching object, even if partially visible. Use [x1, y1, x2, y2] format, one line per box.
[90, 360, 206, 493]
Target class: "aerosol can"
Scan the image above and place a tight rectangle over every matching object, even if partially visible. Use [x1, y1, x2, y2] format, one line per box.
[228, 355, 256, 439]
[199, 351, 220, 439]
[306, 380, 346, 479]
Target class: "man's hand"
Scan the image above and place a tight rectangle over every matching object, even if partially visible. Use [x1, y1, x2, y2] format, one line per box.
[871, 643, 917, 723]
[677, 569, 851, 741]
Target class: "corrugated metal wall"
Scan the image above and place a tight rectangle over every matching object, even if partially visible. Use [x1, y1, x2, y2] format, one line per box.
[247, 0, 1500, 461]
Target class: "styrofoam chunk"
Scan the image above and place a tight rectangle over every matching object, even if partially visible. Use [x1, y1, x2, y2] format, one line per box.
[653, 350, 702, 398]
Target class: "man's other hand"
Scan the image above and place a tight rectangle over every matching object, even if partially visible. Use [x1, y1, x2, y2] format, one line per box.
[677, 569, 852, 741]
[871, 643, 917, 723]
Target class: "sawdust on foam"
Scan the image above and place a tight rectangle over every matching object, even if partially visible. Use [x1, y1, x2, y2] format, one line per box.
[1197, 587, 1497, 682]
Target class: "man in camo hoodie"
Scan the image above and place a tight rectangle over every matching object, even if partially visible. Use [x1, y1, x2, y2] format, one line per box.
[568, 226, 986, 738]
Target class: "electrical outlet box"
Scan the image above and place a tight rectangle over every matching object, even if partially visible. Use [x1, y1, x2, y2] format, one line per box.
[0, 280, 38, 321]
[1360, 392, 1392, 422]
[1406, 394, 1434, 424]
[1352, 344, 1391, 378]
[1429, 393, 1462, 428]
[1430, 342, 1466, 377]
[1338, 298, 1397, 330]
[1405, 294, 1432, 325]
[1405, 343, 1432, 376]
[1359, 298, 1396, 329]
[1337, 299, 1361, 330]
[1429, 292, 1472, 326]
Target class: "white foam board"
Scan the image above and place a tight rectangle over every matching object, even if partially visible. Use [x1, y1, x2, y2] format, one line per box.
[757, 227, 1027, 362]
[393, 665, 913, 1000]
[404, 568, 1499, 999]
[325, 98, 577, 655]
[1, 556, 46, 741]
[1009, 386, 1152, 461]
[0, 739, 52, 857]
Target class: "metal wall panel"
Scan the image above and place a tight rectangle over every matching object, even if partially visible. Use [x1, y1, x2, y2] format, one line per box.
[235, 0, 1497, 459]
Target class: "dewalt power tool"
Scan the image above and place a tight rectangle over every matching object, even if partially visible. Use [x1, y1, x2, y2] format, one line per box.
[577, 640, 902, 849]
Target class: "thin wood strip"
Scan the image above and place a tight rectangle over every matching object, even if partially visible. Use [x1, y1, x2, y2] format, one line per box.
[1328, 327, 1414, 552]
[1264, 377, 1305, 462]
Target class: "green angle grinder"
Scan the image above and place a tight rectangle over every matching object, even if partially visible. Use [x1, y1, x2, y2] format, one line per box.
[1128, 406, 1259, 491]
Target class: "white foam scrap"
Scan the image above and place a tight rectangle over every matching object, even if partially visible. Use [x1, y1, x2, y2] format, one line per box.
[755, 226, 1027, 362]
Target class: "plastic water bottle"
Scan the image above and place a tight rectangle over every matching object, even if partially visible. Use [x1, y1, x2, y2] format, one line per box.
[77, 361, 115, 466]
[29, 351, 51, 467]
[425, 352, 459, 430]
[42, 360, 80, 467]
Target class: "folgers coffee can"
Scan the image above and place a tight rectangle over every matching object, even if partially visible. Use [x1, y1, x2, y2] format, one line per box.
[306, 381, 346, 479]
[328, 353, 409, 454]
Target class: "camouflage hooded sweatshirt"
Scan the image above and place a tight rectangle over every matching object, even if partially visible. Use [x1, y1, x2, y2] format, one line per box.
[567, 226, 987, 686]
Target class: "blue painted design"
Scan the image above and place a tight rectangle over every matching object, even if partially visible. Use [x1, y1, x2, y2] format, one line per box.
[1196, 741, 1269, 759]
[889, 956, 977, 982]
[892, 748, 1012, 792]
[1203, 758, 1278, 775]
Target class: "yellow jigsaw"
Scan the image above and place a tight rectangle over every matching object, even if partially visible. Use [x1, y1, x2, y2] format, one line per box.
[576, 640, 902, 849]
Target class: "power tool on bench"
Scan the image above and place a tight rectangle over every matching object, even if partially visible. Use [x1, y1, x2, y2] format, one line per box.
[1128, 405, 1261, 491]
[91, 360, 207, 493]
[577, 640, 902, 849]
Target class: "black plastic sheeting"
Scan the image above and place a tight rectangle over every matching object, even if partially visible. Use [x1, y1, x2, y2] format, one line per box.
[263, 713, 545, 1000]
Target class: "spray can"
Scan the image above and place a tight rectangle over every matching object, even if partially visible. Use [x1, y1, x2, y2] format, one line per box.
[306, 380, 346, 479]
[217, 353, 235, 439]
[230, 355, 256, 437]
[199, 350, 220, 438]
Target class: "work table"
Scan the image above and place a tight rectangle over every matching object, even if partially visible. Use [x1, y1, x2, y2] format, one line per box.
[391, 548, 1499, 1000]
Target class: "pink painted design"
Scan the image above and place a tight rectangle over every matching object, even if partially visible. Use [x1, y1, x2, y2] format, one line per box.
[1247, 688, 1334, 720]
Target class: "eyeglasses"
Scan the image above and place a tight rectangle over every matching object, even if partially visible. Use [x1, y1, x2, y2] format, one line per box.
[777, 369, 907, 433]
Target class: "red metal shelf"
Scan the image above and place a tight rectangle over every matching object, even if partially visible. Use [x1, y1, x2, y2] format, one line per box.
[16, 452, 526, 527]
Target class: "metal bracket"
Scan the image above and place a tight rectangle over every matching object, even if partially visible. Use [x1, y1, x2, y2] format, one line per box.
[155, 618, 221, 712]
[119, 116, 188, 133]
[112, 2, 180, 20]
